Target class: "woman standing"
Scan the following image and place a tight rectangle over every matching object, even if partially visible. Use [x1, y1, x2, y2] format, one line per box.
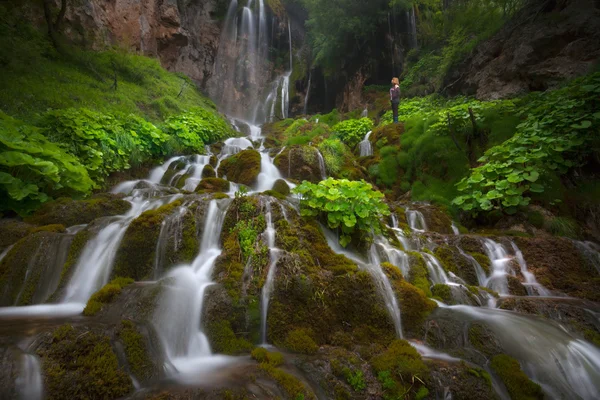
[390, 78, 400, 124]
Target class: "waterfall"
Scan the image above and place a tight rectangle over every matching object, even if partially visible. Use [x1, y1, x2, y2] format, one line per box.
[510, 242, 551, 296]
[0, 244, 14, 265]
[16, 354, 43, 400]
[359, 131, 373, 157]
[457, 247, 488, 287]
[573, 240, 600, 274]
[303, 70, 312, 115]
[481, 239, 512, 295]
[406, 208, 428, 232]
[361, 107, 368, 118]
[280, 20, 293, 120]
[420, 252, 452, 285]
[260, 201, 281, 344]
[181, 155, 212, 192]
[62, 194, 180, 304]
[441, 305, 600, 399]
[323, 228, 404, 338]
[154, 205, 190, 279]
[451, 222, 461, 235]
[315, 149, 327, 180]
[153, 199, 235, 379]
[409, 6, 418, 49]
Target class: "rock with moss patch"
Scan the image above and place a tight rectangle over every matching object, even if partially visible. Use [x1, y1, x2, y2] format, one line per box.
[491, 354, 543, 400]
[36, 324, 133, 399]
[0, 219, 36, 249]
[83, 277, 134, 316]
[25, 194, 131, 227]
[118, 320, 160, 384]
[274, 146, 324, 183]
[429, 362, 498, 400]
[202, 164, 216, 178]
[196, 177, 230, 193]
[112, 200, 198, 280]
[0, 231, 73, 306]
[218, 149, 261, 185]
[271, 179, 291, 196]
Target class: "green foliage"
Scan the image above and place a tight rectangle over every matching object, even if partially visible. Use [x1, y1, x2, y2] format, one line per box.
[283, 328, 318, 354]
[454, 74, 600, 215]
[0, 112, 93, 215]
[491, 354, 544, 400]
[251, 347, 284, 367]
[294, 178, 390, 247]
[311, 109, 341, 127]
[549, 217, 580, 239]
[164, 108, 233, 153]
[332, 118, 374, 148]
[83, 277, 134, 316]
[345, 369, 366, 392]
[232, 220, 259, 261]
[318, 138, 348, 175]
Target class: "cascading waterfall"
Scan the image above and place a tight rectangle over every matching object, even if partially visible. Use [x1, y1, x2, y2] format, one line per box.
[323, 228, 404, 338]
[510, 242, 551, 296]
[406, 208, 428, 232]
[16, 354, 43, 400]
[260, 201, 282, 344]
[315, 148, 327, 180]
[451, 222, 460, 235]
[481, 239, 512, 295]
[359, 131, 373, 157]
[574, 240, 600, 274]
[154, 205, 190, 279]
[440, 304, 600, 399]
[153, 199, 235, 380]
[303, 70, 312, 115]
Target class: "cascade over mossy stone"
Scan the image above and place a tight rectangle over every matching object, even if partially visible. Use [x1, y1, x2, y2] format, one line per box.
[274, 145, 323, 183]
[112, 200, 198, 281]
[25, 194, 131, 227]
[195, 177, 230, 193]
[218, 149, 261, 185]
[201, 164, 216, 178]
[271, 179, 290, 196]
[491, 354, 544, 400]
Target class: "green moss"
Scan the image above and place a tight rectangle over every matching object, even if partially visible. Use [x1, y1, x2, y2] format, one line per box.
[283, 328, 319, 354]
[118, 320, 154, 382]
[431, 284, 453, 304]
[491, 354, 544, 400]
[196, 177, 230, 193]
[28, 224, 66, 234]
[251, 347, 284, 367]
[469, 252, 491, 274]
[468, 322, 502, 357]
[272, 179, 291, 196]
[260, 363, 314, 399]
[205, 320, 253, 355]
[38, 324, 133, 399]
[434, 245, 480, 286]
[25, 195, 131, 227]
[112, 200, 196, 280]
[406, 252, 432, 297]
[83, 277, 134, 316]
[202, 164, 216, 178]
[371, 339, 429, 399]
[274, 146, 323, 183]
[218, 149, 261, 185]
[262, 190, 287, 200]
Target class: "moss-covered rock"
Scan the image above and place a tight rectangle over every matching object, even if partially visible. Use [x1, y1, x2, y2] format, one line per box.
[36, 324, 133, 399]
[112, 200, 198, 280]
[513, 237, 600, 301]
[218, 149, 261, 185]
[432, 283, 454, 304]
[196, 177, 230, 193]
[283, 328, 319, 354]
[0, 219, 35, 249]
[251, 347, 284, 366]
[370, 339, 429, 400]
[274, 145, 324, 183]
[28, 224, 66, 234]
[272, 179, 291, 196]
[202, 164, 216, 178]
[118, 320, 157, 383]
[406, 252, 432, 296]
[429, 362, 497, 400]
[0, 231, 72, 306]
[434, 245, 480, 286]
[83, 277, 134, 316]
[25, 194, 131, 227]
[491, 354, 544, 400]
[468, 322, 503, 357]
[205, 320, 254, 355]
[506, 275, 528, 296]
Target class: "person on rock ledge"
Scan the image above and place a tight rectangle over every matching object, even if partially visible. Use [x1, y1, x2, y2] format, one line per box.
[390, 77, 401, 124]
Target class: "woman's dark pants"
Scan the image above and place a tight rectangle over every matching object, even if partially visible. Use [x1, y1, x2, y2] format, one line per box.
[391, 101, 399, 123]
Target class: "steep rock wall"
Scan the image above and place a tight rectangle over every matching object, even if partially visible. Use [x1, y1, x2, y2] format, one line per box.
[444, 0, 600, 99]
[54, 0, 225, 87]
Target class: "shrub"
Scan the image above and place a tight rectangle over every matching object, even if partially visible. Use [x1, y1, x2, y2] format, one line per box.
[0, 113, 93, 215]
[293, 178, 390, 247]
[332, 118, 374, 148]
[164, 108, 233, 152]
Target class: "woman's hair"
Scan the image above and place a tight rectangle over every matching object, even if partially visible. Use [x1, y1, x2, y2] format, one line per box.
[391, 77, 399, 86]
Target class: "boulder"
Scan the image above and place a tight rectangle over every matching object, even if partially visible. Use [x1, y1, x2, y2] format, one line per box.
[217, 149, 261, 185]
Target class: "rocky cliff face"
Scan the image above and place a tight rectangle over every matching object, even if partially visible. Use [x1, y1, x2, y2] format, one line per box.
[58, 0, 224, 87]
[444, 0, 600, 99]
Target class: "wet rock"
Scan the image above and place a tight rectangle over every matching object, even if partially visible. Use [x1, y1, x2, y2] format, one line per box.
[274, 146, 323, 183]
[0, 232, 73, 306]
[25, 194, 131, 228]
[272, 179, 291, 196]
[112, 200, 198, 281]
[429, 362, 499, 400]
[513, 236, 600, 301]
[196, 177, 231, 193]
[0, 219, 35, 249]
[218, 149, 261, 185]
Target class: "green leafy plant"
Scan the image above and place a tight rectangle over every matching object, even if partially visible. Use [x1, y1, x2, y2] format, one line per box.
[164, 108, 233, 153]
[0, 112, 93, 215]
[293, 178, 390, 246]
[345, 369, 366, 391]
[453, 74, 600, 215]
[232, 220, 258, 261]
[332, 118, 374, 148]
